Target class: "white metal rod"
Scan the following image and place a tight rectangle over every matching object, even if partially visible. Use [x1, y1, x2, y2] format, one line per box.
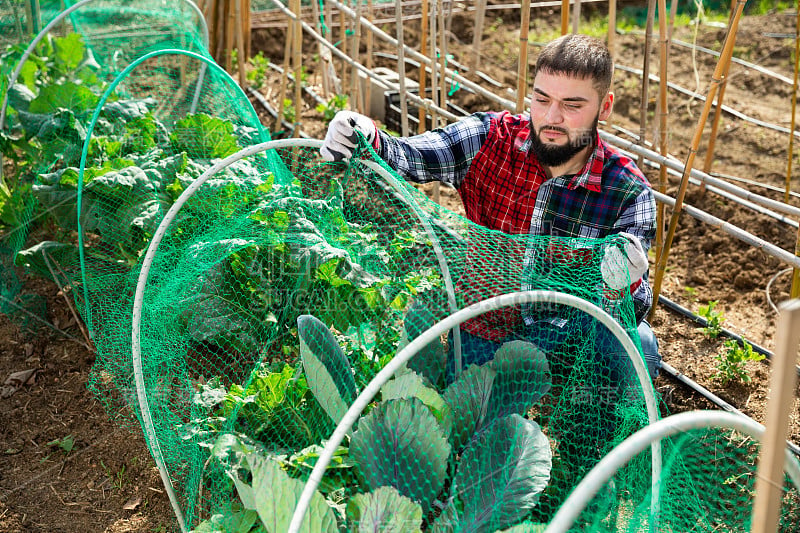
[289, 290, 661, 533]
[545, 410, 800, 533]
[359, 159, 462, 375]
[131, 139, 315, 532]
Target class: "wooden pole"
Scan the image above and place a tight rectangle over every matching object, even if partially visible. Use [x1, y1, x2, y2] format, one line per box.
[225, 0, 235, 73]
[275, 19, 293, 135]
[655, 0, 670, 261]
[396, 0, 410, 137]
[349, 0, 364, 112]
[364, 0, 374, 113]
[418, 0, 429, 131]
[571, 0, 581, 34]
[516, 0, 531, 114]
[701, 0, 739, 192]
[292, 0, 303, 137]
[235, 0, 247, 86]
[561, 0, 569, 35]
[470, 0, 488, 79]
[339, 3, 348, 92]
[244, 0, 251, 60]
[637, 0, 656, 169]
[750, 299, 800, 533]
[310, 0, 331, 97]
[786, 0, 800, 204]
[608, 0, 617, 55]
[435, 0, 447, 203]
[649, 0, 748, 320]
[792, 232, 800, 298]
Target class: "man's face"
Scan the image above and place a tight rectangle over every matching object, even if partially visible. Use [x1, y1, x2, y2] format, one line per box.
[528, 71, 613, 167]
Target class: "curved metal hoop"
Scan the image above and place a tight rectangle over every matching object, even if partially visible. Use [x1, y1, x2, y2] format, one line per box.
[545, 409, 800, 533]
[289, 289, 662, 533]
[0, 0, 209, 132]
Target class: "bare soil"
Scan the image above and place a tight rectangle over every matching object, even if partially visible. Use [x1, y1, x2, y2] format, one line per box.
[2, 4, 800, 531]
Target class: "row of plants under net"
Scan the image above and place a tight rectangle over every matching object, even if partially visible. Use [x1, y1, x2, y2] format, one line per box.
[2, 2, 800, 532]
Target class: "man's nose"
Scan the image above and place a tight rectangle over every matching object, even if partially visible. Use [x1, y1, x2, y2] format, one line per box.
[545, 103, 563, 123]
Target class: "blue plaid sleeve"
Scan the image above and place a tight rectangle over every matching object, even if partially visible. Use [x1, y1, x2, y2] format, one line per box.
[376, 112, 495, 188]
[613, 187, 657, 322]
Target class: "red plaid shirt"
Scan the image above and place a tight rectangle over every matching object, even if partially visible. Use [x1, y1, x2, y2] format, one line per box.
[377, 111, 655, 340]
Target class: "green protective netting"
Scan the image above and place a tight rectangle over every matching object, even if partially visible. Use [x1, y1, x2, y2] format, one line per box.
[84, 134, 658, 531]
[0, 1, 264, 324]
[566, 425, 800, 533]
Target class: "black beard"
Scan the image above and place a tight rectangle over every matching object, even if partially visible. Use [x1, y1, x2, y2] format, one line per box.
[529, 117, 598, 168]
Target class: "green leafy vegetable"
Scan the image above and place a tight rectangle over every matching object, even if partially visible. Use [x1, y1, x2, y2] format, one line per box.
[346, 486, 423, 533]
[350, 397, 451, 512]
[170, 113, 241, 158]
[298, 314, 359, 426]
[444, 415, 552, 533]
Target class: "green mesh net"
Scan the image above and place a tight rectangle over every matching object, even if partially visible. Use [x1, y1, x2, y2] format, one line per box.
[0, 2, 265, 322]
[81, 135, 659, 530]
[566, 422, 800, 533]
[4, 4, 799, 532]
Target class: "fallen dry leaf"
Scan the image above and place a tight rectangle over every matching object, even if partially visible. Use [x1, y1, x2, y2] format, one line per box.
[122, 496, 142, 511]
[1, 368, 40, 398]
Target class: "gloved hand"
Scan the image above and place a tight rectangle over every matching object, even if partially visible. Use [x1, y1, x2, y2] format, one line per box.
[320, 111, 378, 161]
[600, 232, 649, 291]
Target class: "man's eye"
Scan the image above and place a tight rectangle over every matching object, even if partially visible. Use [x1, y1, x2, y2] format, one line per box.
[535, 98, 548, 104]
[564, 104, 581, 109]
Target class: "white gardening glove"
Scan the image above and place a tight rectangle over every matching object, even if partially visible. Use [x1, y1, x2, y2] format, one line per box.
[320, 111, 378, 162]
[601, 232, 649, 291]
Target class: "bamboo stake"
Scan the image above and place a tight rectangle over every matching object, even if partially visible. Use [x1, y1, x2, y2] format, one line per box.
[418, 0, 429, 131]
[750, 299, 800, 533]
[214, 0, 226, 66]
[435, 0, 448, 203]
[571, 0, 580, 34]
[516, 0, 531, 114]
[790, 2, 800, 299]
[608, 0, 616, 55]
[349, 0, 364, 112]
[786, 1, 800, 204]
[364, 0, 373, 113]
[700, 0, 739, 193]
[429, 0, 439, 129]
[235, 0, 247, 86]
[561, 0, 569, 35]
[245, 0, 252, 60]
[469, 0, 488, 79]
[396, 0, 410, 137]
[637, 0, 656, 169]
[310, 0, 331, 97]
[655, 0, 670, 261]
[225, 0, 235, 73]
[793, 232, 800, 298]
[649, 0, 748, 320]
[275, 20, 293, 135]
[292, 0, 303, 137]
[339, 2, 348, 92]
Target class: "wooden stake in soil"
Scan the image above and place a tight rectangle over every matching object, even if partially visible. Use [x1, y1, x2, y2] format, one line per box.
[561, 0, 569, 35]
[234, 0, 247, 87]
[786, 1, 800, 204]
[608, 0, 617, 55]
[310, 0, 331, 97]
[469, 0, 488, 80]
[292, 0, 303, 137]
[571, 0, 581, 34]
[275, 20, 293, 135]
[655, 0, 670, 258]
[349, 0, 364, 113]
[516, 0, 532, 114]
[364, 0, 374, 113]
[636, 0, 656, 170]
[750, 299, 800, 533]
[649, 0, 748, 320]
[418, 0, 429, 131]
[700, 0, 739, 193]
[395, 0, 410, 137]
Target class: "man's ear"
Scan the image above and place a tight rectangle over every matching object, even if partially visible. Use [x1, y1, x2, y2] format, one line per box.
[599, 92, 614, 120]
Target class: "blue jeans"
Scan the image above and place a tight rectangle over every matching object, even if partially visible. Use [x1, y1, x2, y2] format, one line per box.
[447, 318, 660, 384]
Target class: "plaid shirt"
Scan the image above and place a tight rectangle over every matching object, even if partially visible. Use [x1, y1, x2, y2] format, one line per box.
[376, 111, 656, 339]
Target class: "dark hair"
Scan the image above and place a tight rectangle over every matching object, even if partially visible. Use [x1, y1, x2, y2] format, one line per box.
[534, 34, 614, 95]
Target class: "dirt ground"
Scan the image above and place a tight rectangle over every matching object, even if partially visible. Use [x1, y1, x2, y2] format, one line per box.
[2, 3, 800, 532]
